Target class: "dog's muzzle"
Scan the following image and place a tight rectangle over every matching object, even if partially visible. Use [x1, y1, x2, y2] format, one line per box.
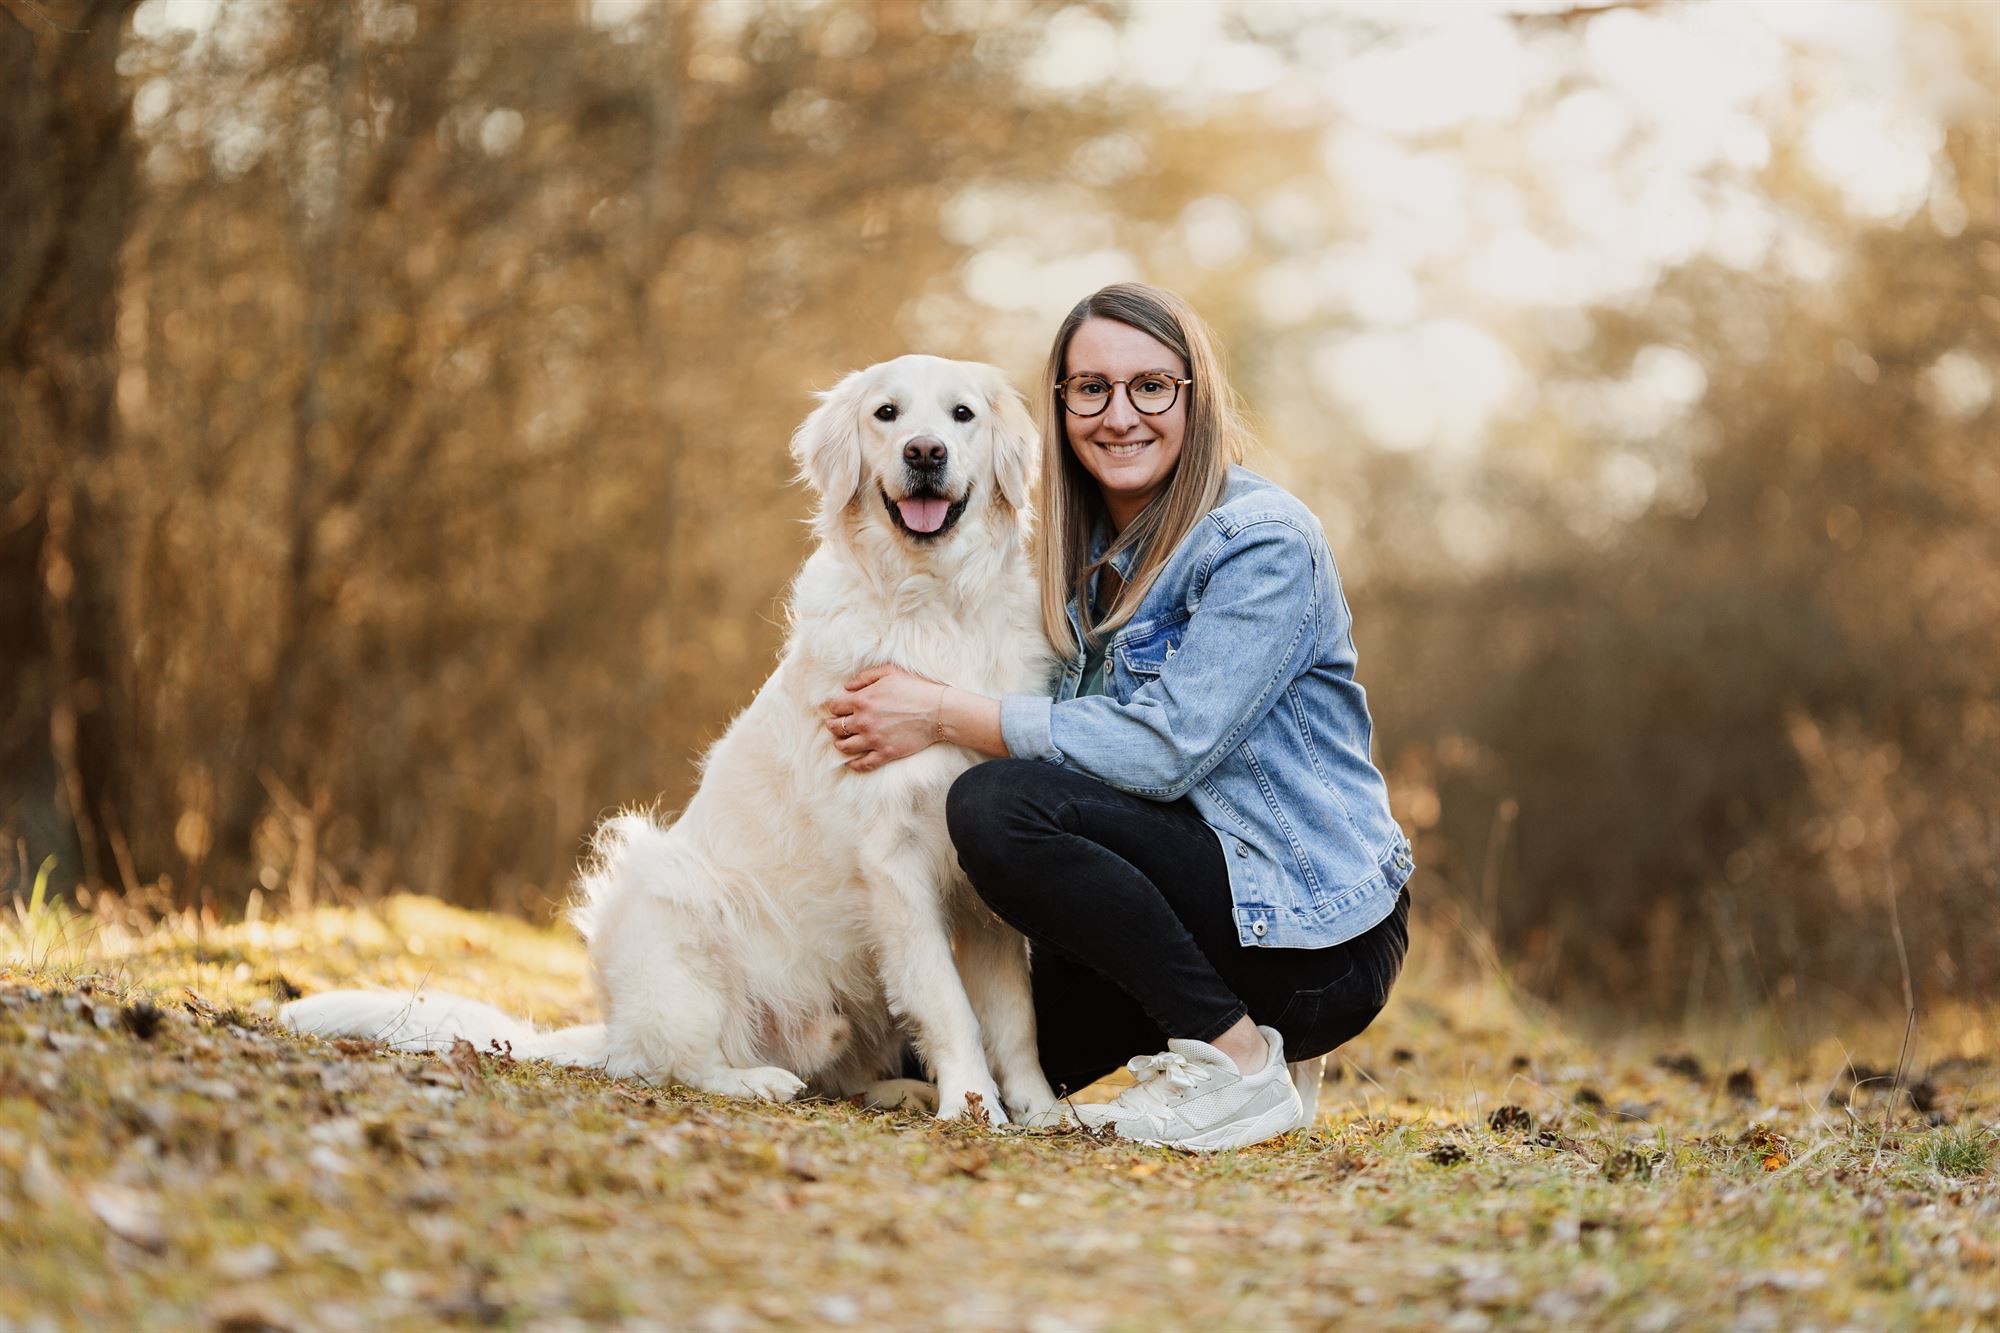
[883, 437, 970, 541]
[882, 480, 971, 542]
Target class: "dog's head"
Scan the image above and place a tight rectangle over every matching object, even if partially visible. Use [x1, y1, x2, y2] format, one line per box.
[791, 355, 1037, 548]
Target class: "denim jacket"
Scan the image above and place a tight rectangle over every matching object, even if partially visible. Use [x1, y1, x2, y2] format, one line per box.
[1000, 466, 1413, 949]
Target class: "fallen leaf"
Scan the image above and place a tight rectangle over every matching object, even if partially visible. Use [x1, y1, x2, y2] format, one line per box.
[182, 988, 224, 1021]
[1738, 1123, 1787, 1153]
[22, 1146, 68, 1207]
[443, 1037, 485, 1089]
[213, 1242, 280, 1280]
[947, 1149, 990, 1178]
[86, 1184, 167, 1252]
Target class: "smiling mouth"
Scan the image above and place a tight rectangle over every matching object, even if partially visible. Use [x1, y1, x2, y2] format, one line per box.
[1095, 438, 1153, 458]
[881, 485, 972, 542]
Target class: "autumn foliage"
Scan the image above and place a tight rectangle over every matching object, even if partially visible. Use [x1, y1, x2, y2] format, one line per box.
[4, 0, 1997, 1021]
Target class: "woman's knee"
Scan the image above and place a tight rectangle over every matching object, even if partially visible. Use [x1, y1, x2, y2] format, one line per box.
[946, 759, 1057, 894]
[952, 756, 1040, 840]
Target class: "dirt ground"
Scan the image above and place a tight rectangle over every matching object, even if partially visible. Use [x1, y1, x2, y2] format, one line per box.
[2, 894, 1995, 1330]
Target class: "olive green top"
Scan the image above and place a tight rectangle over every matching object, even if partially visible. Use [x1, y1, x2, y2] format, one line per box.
[1078, 637, 1110, 698]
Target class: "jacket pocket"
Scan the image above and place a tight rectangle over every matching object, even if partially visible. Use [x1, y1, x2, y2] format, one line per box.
[1114, 617, 1187, 677]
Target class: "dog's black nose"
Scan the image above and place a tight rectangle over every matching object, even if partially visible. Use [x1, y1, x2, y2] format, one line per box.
[903, 437, 948, 467]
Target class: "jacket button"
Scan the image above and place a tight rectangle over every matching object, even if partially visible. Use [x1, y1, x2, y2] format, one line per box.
[1251, 921, 1268, 938]
[1234, 842, 1248, 858]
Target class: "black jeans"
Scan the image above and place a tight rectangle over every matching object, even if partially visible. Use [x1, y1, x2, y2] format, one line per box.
[946, 759, 1410, 1095]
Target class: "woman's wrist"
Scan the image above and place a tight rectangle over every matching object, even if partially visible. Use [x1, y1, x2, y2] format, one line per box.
[937, 685, 1008, 758]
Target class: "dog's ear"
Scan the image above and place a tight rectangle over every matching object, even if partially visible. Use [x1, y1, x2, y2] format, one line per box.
[791, 369, 867, 515]
[985, 374, 1040, 513]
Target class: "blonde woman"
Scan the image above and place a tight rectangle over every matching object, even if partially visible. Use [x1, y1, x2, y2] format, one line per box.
[827, 283, 1411, 1150]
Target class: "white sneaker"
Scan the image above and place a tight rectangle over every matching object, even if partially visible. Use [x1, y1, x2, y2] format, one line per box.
[1074, 1026, 1305, 1152]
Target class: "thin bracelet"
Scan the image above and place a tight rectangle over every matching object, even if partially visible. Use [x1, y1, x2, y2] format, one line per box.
[933, 684, 950, 744]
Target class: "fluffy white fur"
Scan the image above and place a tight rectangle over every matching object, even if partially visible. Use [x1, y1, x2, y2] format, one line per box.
[283, 356, 1059, 1124]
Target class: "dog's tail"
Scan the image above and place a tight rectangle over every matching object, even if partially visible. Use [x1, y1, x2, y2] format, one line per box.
[568, 810, 681, 946]
[280, 990, 608, 1067]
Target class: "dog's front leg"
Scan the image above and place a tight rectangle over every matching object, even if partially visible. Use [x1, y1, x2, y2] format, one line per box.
[861, 853, 1007, 1125]
[953, 911, 1058, 1121]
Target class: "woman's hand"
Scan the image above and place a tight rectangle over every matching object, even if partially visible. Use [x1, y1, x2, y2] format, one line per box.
[825, 665, 948, 772]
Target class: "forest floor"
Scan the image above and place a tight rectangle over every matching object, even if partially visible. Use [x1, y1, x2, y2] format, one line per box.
[1, 892, 1995, 1331]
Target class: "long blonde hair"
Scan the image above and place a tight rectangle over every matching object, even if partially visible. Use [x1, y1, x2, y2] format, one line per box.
[1037, 283, 1249, 657]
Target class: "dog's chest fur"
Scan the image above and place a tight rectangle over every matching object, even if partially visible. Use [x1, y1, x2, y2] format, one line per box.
[657, 511, 1051, 1079]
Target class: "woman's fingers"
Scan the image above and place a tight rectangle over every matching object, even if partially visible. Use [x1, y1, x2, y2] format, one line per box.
[826, 715, 872, 742]
[843, 664, 895, 692]
[833, 733, 870, 756]
[826, 694, 857, 717]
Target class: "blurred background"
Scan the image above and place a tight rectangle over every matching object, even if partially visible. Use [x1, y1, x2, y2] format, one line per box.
[4, 0, 1996, 1027]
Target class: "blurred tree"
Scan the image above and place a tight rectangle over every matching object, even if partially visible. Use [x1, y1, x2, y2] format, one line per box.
[32, 0, 1123, 910]
[1366, 108, 2000, 1014]
[1, 0, 138, 894]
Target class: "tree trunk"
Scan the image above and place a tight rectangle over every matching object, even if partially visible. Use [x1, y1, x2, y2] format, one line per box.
[0, 0, 138, 894]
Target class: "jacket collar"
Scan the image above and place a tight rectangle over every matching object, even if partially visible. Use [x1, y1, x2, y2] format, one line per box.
[1087, 514, 1141, 579]
[1068, 513, 1143, 654]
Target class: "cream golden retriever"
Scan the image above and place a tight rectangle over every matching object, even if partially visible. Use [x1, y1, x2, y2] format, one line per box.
[283, 356, 1060, 1123]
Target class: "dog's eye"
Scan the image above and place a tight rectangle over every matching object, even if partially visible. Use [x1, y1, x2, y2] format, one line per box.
[874, 403, 899, 422]
[953, 405, 975, 422]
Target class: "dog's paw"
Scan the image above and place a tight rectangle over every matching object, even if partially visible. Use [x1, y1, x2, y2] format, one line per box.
[937, 1077, 1010, 1127]
[859, 1078, 940, 1113]
[1004, 1084, 1059, 1123]
[699, 1065, 807, 1103]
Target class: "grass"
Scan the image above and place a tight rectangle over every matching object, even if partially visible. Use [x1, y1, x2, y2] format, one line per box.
[1, 891, 1996, 1330]
[1911, 1127, 1996, 1180]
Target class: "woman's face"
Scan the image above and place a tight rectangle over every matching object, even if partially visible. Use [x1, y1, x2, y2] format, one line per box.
[1062, 317, 1188, 533]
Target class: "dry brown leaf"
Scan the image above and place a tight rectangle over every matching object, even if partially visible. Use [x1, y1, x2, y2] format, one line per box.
[443, 1037, 485, 1089]
[947, 1148, 991, 1178]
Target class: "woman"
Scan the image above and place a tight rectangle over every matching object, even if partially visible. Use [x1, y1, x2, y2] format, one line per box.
[826, 283, 1411, 1150]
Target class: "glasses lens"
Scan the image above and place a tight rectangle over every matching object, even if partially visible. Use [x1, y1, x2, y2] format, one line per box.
[1062, 376, 1110, 416]
[1130, 373, 1179, 414]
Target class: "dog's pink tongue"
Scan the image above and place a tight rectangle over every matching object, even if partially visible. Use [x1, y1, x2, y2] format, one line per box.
[897, 497, 950, 533]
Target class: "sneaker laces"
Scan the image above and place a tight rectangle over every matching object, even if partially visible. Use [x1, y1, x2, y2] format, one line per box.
[1112, 1050, 1214, 1113]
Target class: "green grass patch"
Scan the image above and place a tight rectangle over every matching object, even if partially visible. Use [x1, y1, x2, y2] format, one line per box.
[1909, 1126, 1994, 1179]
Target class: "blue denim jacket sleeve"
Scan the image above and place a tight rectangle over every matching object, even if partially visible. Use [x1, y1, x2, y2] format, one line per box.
[1000, 518, 1321, 799]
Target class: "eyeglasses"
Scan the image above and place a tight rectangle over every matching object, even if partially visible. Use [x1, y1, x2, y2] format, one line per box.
[1056, 370, 1191, 418]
